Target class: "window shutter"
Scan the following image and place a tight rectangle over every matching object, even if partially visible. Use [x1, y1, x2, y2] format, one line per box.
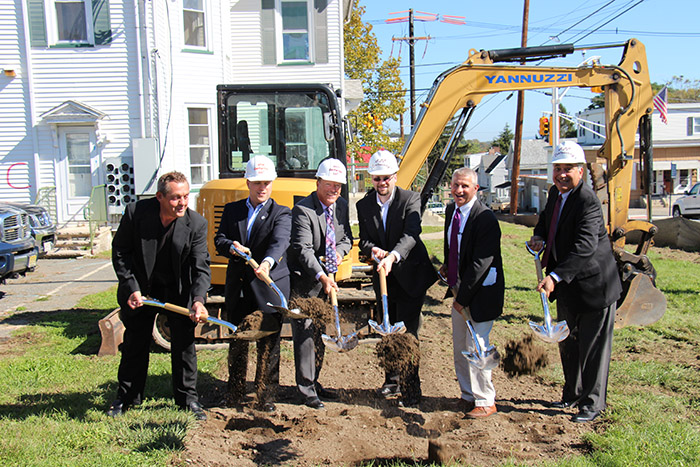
[314, 0, 328, 64]
[689, 117, 694, 136]
[261, 0, 276, 65]
[27, 0, 47, 47]
[92, 0, 112, 45]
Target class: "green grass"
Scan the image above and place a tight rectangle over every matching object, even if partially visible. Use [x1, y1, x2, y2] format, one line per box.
[2, 221, 699, 466]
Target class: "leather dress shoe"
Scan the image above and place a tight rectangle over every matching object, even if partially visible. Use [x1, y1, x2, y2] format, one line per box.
[106, 399, 127, 417]
[183, 401, 207, 421]
[572, 408, 600, 423]
[465, 404, 497, 419]
[257, 401, 276, 412]
[378, 385, 401, 399]
[305, 397, 325, 409]
[550, 400, 577, 409]
[316, 386, 339, 400]
[457, 399, 476, 413]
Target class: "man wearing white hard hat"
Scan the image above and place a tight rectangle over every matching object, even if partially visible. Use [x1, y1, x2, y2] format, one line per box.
[528, 141, 621, 423]
[214, 155, 291, 412]
[356, 150, 437, 407]
[288, 158, 353, 409]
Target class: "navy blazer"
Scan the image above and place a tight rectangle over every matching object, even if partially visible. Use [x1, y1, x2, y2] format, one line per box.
[112, 197, 211, 312]
[356, 187, 437, 297]
[443, 199, 504, 322]
[534, 182, 622, 313]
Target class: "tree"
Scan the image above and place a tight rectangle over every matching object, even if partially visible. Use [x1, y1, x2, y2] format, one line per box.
[588, 75, 700, 109]
[344, 3, 406, 159]
[492, 124, 514, 154]
[559, 103, 577, 138]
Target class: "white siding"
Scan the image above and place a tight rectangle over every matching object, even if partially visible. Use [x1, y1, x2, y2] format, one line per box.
[229, 0, 343, 88]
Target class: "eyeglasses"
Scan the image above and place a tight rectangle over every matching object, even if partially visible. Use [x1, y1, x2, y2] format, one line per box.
[372, 175, 393, 182]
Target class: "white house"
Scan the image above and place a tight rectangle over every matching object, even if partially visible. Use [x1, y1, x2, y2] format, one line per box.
[577, 103, 700, 196]
[0, 0, 350, 224]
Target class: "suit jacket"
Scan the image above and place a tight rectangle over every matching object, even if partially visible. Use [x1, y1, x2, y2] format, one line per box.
[288, 192, 353, 295]
[443, 199, 504, 322]
[112, 197, 211, 312]
[534, 182, 622, 313]
[356, 187, 437, 297]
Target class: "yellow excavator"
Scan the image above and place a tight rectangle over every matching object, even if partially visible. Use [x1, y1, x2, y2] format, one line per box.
[98, 39, 664, 353]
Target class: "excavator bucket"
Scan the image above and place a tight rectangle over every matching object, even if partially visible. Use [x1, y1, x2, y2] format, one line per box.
[97, 308, 124, 356]
[615, 273, 666, 329]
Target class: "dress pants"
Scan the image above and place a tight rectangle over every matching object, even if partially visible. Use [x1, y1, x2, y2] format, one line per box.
[117, 305, 198, 407]
[556, 301, 616, 412]
[291, 316, 325, 399]
[451, 305, 495, 407]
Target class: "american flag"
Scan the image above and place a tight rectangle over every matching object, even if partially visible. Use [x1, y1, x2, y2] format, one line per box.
[653, 86, 668, 125]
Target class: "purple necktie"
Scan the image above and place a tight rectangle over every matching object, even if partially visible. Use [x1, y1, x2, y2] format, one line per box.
[542, 194, 562, 269]
[325, 205, 338, 274]
[448, 208, 461, 287]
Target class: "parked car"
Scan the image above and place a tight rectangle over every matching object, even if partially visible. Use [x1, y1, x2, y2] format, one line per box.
[3, 203, 56, 256]
[674, 183, 689, 195]
[672, 182, 700, 218]
[426, 201, 446, 215]
[0, 204, 38, 283]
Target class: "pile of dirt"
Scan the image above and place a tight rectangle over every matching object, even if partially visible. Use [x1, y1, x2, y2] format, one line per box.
[375, 333, 420, 377]
[501, 334, 549, 375]
[289, 296, 333, 326]
[237, 310, 264, 332]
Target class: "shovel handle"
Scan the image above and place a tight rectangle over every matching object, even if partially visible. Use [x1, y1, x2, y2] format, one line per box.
[328, 273, 339, 308]
[378, 266, 388, 296]
[231, 244, 274, 286]
[526, 242, 545, 282]
[148, 299, 192, 317]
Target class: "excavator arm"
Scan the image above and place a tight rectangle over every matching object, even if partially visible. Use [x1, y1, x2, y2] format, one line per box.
[394, 39, 664, 328]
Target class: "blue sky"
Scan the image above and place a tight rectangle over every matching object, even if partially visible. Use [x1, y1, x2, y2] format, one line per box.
[360, 0, 700, 141]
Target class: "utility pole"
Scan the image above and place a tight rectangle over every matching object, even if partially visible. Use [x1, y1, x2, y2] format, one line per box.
[509, 0, 529, 215]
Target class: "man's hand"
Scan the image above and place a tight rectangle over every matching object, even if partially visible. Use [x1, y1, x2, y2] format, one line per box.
[371, 247, 387, 261]
[377, 252, 396, 276]
[527, 235, 544, 253]
[127, 291, 144, 310]
[190, 301, 209, 323]
[536, 275, 556, 298]
[319, 274, 339, 295]
[254, 260, 272, 282]
[438, 264, 447, 278]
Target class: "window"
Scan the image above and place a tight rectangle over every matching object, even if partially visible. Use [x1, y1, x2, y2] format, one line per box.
[183, 0, 206, 48]
[28, 0, 111, 47]
[65, 132, 92, 197]
[188, 108, 212, 185]
[261, 0, 328, 65]
[279, 0, 310, 61]
[688, 117, 700, 136]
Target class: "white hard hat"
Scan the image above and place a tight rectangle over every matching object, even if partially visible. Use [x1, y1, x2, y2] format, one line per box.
[368, 150, 399, 175]
[245, 155, 277, 181]
[552, 141, 586, 164]
[315, 159, 347, 184]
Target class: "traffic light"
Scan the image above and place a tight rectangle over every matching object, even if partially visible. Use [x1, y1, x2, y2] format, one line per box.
[539, 116, 550, 137]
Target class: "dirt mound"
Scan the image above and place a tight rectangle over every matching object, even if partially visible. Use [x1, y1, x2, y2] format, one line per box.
[502, 334, 549, 375]
[375, 333, 420, 377]
[289, 296, 333, 326]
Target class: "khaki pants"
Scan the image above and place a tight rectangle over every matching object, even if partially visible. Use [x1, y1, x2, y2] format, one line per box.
[451, 305, 495, 407]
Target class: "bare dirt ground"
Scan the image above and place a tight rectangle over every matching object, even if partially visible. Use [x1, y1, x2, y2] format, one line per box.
[183, 284, 594, 466]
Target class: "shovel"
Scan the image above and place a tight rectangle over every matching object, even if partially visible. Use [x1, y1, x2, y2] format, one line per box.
[367, 257, 406, 336]
[142, 298, 237, 334]
[230, 244, 309, 319]
[526, 242, 570, 343]
[437, 270, 500, 370]
[321, 273, 359, 353]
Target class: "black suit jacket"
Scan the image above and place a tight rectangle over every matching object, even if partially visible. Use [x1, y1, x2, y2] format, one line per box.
[214, 198, 291, 316]
[112, 197, 211, 312]
[288, 192, 353, 296]
[356, 187, 437, 297]
[443, 199, 504, 322]
[534, 182, 622, 313]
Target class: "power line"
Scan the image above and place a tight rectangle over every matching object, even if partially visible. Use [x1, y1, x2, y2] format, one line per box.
[566, 0, 647, 43]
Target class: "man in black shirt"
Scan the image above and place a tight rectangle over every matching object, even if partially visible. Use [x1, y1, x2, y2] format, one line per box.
[107, 171, 211, 420]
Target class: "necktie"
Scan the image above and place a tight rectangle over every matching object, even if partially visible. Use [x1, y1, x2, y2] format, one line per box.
[325, 205, 338, 274]
[447, 207, 462, 287]
[542, 194, 562, 269]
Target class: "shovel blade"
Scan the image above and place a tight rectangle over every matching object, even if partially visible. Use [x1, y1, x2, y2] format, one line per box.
[322, 332, 359, 353]
[368, 319, 407, 337]
[267, 303, 310, 320]
[462, 347, 500, 370]
[529, 320, 570, 343]
[234, 329, 277, 341]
